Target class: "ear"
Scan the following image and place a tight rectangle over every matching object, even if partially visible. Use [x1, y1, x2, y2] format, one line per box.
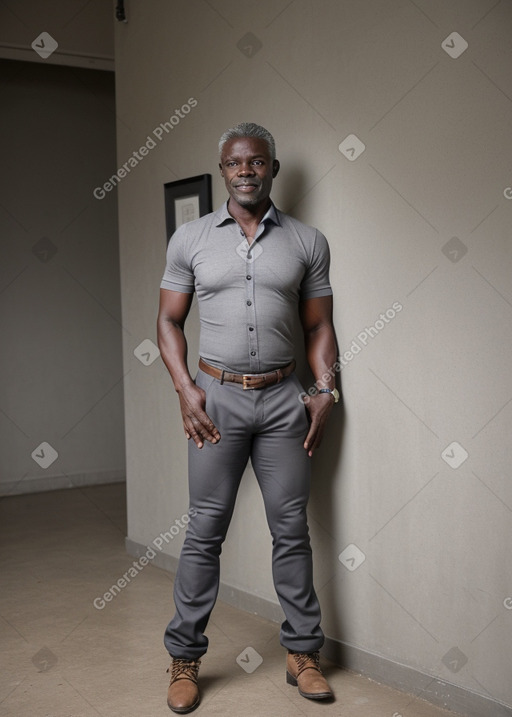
[219, 162, 224, 178]
[272, 160, 280, 178]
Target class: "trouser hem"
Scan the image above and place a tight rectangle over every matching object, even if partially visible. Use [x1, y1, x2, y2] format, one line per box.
[280, 638, 325, 653]
[167, 650, 208, 660]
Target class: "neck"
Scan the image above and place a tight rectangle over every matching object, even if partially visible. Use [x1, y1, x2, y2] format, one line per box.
[227, 197, 271, 228]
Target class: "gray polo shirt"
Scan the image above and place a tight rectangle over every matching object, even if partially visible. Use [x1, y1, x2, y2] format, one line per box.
[160, 201, 332, 373]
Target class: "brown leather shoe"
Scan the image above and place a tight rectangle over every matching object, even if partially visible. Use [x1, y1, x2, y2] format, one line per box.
[167, 658, 201, 713]
[286, 651, 333, 700]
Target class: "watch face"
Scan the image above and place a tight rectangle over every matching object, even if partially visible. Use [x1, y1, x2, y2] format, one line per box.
[319, 388, 340, 403]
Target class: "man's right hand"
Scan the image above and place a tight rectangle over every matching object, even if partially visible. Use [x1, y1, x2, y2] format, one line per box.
[177, 383, 221, 449]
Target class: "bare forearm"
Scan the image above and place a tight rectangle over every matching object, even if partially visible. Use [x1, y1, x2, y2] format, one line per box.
[305, 324, 338, 391]
[157, 319, 194, 392]
[157, 289, 220, 447]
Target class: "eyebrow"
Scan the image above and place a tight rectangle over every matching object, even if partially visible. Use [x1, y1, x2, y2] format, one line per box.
[223, 154, 267, 162]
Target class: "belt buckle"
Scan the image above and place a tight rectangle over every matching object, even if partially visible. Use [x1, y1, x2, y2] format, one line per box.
[242, 373, 264, 390]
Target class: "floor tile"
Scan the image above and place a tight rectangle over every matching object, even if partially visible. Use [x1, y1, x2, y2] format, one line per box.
[0, 484, 464, 716]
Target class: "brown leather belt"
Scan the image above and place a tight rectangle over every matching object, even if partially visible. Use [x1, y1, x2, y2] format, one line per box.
[199, 358, 296, 390]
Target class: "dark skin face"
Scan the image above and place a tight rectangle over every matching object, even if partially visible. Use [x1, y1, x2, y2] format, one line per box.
[219, 137, 280, 218]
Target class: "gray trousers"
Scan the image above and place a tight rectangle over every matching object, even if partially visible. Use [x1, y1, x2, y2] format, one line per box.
[164, 368, 324, 659]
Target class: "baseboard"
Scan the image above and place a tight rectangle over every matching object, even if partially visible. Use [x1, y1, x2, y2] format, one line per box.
[125, 537, 511, 717]
[0, 470, 125, 497]
[320, 640, 511, 717]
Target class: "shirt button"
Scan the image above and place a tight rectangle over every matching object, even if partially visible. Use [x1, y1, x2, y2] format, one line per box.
[250, 351, 256, 356]
[246, 275, 252, 280]
[246, 300, 252, 306]
[248, 326, 254, 332]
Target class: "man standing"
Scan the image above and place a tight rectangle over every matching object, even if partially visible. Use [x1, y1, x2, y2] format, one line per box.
[157, 122, 339, 713]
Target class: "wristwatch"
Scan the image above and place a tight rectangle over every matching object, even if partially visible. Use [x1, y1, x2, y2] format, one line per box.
[318, 388, 340, 403]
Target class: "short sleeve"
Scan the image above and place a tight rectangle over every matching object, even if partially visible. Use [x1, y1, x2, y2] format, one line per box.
[300, 230, 333, 299]
[160, 224, 195, 293]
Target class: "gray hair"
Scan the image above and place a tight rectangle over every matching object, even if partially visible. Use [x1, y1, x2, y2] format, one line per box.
[218, 122, 276, 160]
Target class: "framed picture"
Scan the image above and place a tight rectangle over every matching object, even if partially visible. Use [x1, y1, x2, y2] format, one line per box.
[164, 174, 212, 243]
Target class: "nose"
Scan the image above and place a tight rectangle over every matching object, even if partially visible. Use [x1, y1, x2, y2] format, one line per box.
[238, 162, 254, 176]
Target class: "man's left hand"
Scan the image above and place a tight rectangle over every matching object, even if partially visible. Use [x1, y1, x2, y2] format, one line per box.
[303, 393, 334, 457]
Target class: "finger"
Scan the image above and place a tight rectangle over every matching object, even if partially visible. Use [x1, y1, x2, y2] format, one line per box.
[310, 420, 328, 456]
[304, 413, 328, 456]
[184, 396, 220, 440]
[195, 414, 220, 443]
[204, 417, 221, 442]
[186, 425, 204, 449]
[179, 388, 219, 443]
[309, 433, 323, 456]
[303, 423, 317, 455]
[186, 412, 220, 445]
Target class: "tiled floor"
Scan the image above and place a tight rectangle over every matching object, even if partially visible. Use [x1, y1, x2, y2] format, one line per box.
[0, 484, 464, 717]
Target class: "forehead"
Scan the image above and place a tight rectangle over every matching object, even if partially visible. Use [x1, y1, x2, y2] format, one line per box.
[220, 136, 271, 160]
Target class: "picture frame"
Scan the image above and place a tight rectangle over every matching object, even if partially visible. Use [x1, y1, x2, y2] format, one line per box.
[164, 174, 212, 243]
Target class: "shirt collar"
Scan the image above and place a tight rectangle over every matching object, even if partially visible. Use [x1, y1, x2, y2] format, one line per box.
[214, 201, 281, 228]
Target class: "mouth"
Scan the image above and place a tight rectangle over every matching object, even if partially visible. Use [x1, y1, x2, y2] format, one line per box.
[234, 183, 259, 192]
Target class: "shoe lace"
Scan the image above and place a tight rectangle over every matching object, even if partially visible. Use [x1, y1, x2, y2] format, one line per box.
[168, 658, 201, 683]
[293, 651, 320, 675]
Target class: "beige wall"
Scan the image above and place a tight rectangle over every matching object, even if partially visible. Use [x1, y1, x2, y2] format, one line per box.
[0, 0, 114, 69]
[115, 1, 512, 713]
